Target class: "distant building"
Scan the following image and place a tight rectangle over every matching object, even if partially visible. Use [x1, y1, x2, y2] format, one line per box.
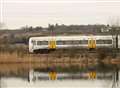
[101, 25, 111, 33]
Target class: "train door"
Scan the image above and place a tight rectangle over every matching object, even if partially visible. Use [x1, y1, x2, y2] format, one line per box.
[48, 39, 56, 49]
[88, 38, 96, 49]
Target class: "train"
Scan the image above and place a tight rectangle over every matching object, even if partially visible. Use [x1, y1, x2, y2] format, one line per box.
[29, 35, 120, 53]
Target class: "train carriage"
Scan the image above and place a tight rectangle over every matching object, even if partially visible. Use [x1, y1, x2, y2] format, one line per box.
[29, 35, 115, 53]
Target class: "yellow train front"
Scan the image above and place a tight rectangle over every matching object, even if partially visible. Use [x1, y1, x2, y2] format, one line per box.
[29, 35, 117, 53]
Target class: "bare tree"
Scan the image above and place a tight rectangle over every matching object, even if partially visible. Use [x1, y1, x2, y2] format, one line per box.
[108, 17, 120, 35]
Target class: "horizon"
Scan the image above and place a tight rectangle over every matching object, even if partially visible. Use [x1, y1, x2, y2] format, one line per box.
[0, 23, 109, 30]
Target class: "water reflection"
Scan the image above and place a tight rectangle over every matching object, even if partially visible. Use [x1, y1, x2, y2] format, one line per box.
[0, 64, 119, 88]
[28, 69, 113, 82]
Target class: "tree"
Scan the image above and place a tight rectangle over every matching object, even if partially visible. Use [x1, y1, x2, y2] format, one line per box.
[48, 24, 55, 36]
[108, 17, 120, 35]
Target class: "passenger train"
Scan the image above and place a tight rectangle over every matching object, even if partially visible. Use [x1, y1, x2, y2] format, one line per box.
[29, 35, 120, 53]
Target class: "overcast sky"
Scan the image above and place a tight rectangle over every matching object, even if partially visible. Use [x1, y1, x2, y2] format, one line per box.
[1, 0, 120, 29]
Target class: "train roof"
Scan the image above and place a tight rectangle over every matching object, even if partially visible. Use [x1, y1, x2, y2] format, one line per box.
[29, 35, 113, 40]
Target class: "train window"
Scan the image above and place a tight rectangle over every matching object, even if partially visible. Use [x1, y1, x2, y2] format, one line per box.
[31, 40, 36, 45]
[64, 41, 73, 44]
[72, 40, 80, 44]
[37, 41, 48, 45]
[43, 41, 48, 45]
[106, 40, 112, 44]
[96, 40, 112, 44]
[57, 40, 88, 45]
[57, 40, 74, 45]
[57, 41, 64, 45]
[79, 40, 88, 44]
[37, 41, 41, 45]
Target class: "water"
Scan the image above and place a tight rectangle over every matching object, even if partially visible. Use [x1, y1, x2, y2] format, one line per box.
[0, 63, 119, 88]
[0, 69, 119, 88]
[0, 78, 114, 88]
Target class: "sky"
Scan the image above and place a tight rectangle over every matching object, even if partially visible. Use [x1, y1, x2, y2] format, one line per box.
[1, 0, 120, 29]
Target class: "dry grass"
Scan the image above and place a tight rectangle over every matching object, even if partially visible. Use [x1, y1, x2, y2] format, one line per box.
[0, 51, 119, 65]
[0, 51, 119, 76]
[0, 51, 98, 68]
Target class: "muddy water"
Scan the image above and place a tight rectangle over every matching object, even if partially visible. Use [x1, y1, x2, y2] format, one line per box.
[0, 63, 115, 77]
[0, 68, 119, 88]
[0, 52, 119, 88]
[0, 63, 119, 88]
